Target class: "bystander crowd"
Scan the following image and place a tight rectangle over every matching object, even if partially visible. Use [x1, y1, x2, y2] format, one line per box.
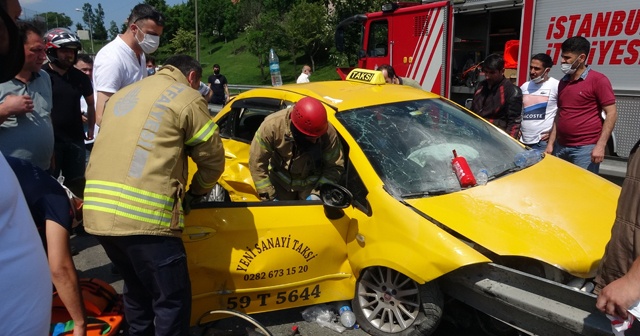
[545, 36, 617, 174]
[519, 53, 558, 151]
[0, 1, 53, 334]
[92, 3, 164, 126]
[378, 64, 422, 89]
[0, 21, 54, 170]
[296, 65, 312, 83]
[207, 63, 229, 105]
[44, 27, 95, 197]
[470, 54, 522, 139]
[595, 139, 640, 320]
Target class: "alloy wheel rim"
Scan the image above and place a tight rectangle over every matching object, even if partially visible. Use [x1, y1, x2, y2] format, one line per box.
[356, 266, 421, 332]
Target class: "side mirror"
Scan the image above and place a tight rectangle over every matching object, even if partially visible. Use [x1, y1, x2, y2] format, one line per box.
[319, 183, 352, 209]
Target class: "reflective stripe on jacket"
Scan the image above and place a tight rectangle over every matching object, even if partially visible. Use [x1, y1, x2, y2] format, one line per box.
[84, 65, 225, 237]
[249, 108, 344, 199]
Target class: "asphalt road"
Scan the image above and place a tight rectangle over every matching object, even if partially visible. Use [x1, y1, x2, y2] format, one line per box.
[71, 160, 625, 336]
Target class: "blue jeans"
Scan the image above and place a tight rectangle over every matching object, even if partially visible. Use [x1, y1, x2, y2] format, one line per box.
[97, 235, 191, 336]
[553, 143, 599, 174]
[526, 140, 548, 151]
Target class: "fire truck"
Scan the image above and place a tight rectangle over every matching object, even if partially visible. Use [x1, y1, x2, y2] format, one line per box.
[336, 0, 640, 158]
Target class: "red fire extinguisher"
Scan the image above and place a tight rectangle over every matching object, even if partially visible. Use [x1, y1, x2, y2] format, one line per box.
[451, 149, 476, 187]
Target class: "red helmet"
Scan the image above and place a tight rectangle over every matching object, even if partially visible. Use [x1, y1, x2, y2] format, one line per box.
[290, 97, 328, 137]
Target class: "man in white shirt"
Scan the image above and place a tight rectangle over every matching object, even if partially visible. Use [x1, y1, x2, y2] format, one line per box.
[520, 53, 559, 151]
[296, 64, 311, 84]
[93, 3, 164, 126]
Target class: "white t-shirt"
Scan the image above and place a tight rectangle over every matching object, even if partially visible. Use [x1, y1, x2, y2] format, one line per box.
[93, 35, 146, 95]
[520, 77, 559, 145]
[296, 72, 310, 84]
[0, 154, 52, 335]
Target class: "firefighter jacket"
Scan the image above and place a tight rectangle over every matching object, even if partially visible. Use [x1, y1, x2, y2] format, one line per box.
[83, 65, 225, 237]
[471, 77, 523, 138]
[249, 108, 344, 200]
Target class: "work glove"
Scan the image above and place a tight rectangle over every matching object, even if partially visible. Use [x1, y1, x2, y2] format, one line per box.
[183, 190, 206, 215]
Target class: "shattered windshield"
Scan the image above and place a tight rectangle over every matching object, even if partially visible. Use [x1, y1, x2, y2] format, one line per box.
[336, 98, 539, 198]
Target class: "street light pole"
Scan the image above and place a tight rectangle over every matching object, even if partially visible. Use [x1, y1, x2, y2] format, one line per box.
[75, 8, 94, 55]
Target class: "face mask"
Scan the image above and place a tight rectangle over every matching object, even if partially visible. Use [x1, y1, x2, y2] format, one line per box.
[531, 68, 549, 84]
[561, 57, 581, 75]
[135, 25, 160, 54]
[147, 67, 156, 76]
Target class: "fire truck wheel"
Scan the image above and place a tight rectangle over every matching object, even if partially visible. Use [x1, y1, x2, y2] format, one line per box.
[352, 266, 443, 336]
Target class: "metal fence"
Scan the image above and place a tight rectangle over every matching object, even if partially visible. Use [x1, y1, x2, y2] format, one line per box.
[227, 84, 268, 95]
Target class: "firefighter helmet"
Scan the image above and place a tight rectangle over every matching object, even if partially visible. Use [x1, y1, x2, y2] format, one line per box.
[290, 97, 328, 137]
[44, 28, 82, 63]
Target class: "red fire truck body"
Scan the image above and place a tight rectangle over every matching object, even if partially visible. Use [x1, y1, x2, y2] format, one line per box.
[336, 0, 640, 157]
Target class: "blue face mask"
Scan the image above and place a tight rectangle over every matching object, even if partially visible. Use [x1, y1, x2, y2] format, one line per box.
[147, 67, 156, 76]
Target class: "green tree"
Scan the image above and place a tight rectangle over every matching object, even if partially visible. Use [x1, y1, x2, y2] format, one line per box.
[144, 0, 169, 14]
[221, 1, 240, 41]
[197, 0, 229, 40]
[169, 28, 196, 55]
[36, 12, 73, 30]
[283, 2, 330, 74]
[245, 10, 284, 78]
[262, 0, 297, 15]
[144, 0, 171, 44]
[162, 3, 191, 47]
[93, 4, 108, 40]
[234, 0, 265, 31]
[332, 0, 387, 66]
[81, 3, 96, 39]
[75, 23, 84, 31]
[108, 20, 120, 40]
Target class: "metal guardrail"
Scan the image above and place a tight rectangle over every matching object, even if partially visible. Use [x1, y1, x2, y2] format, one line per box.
[227, 84, 269, 94]
[441, 263, 613, 336]
[207, 85, 268, 116]
[601, 157, 627, 179]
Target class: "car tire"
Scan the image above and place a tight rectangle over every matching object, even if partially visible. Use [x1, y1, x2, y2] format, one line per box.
[353, 266, 443, 336]
[205, 183, 230, 202]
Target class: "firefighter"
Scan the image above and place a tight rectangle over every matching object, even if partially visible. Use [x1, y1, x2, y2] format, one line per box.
[82, 55, 225, 335]
[249, 97, 344, 201]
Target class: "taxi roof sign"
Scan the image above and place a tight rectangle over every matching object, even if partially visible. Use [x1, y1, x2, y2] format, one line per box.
[346, 68, 386, 85]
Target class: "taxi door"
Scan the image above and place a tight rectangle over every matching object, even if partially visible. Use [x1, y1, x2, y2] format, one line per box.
[184, 200, 354, 324]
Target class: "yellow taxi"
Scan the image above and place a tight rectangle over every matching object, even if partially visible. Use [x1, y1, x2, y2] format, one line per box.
[184, 69, 620, 335]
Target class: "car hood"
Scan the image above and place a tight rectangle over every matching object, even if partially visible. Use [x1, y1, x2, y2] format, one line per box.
[404, 156, 620, 277]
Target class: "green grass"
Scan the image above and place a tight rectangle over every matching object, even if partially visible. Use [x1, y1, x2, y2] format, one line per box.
[86, 32, 342, 86]
[197, 34, 342, 85]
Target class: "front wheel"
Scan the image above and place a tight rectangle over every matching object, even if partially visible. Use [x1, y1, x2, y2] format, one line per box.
[353, 266, 443, 336]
